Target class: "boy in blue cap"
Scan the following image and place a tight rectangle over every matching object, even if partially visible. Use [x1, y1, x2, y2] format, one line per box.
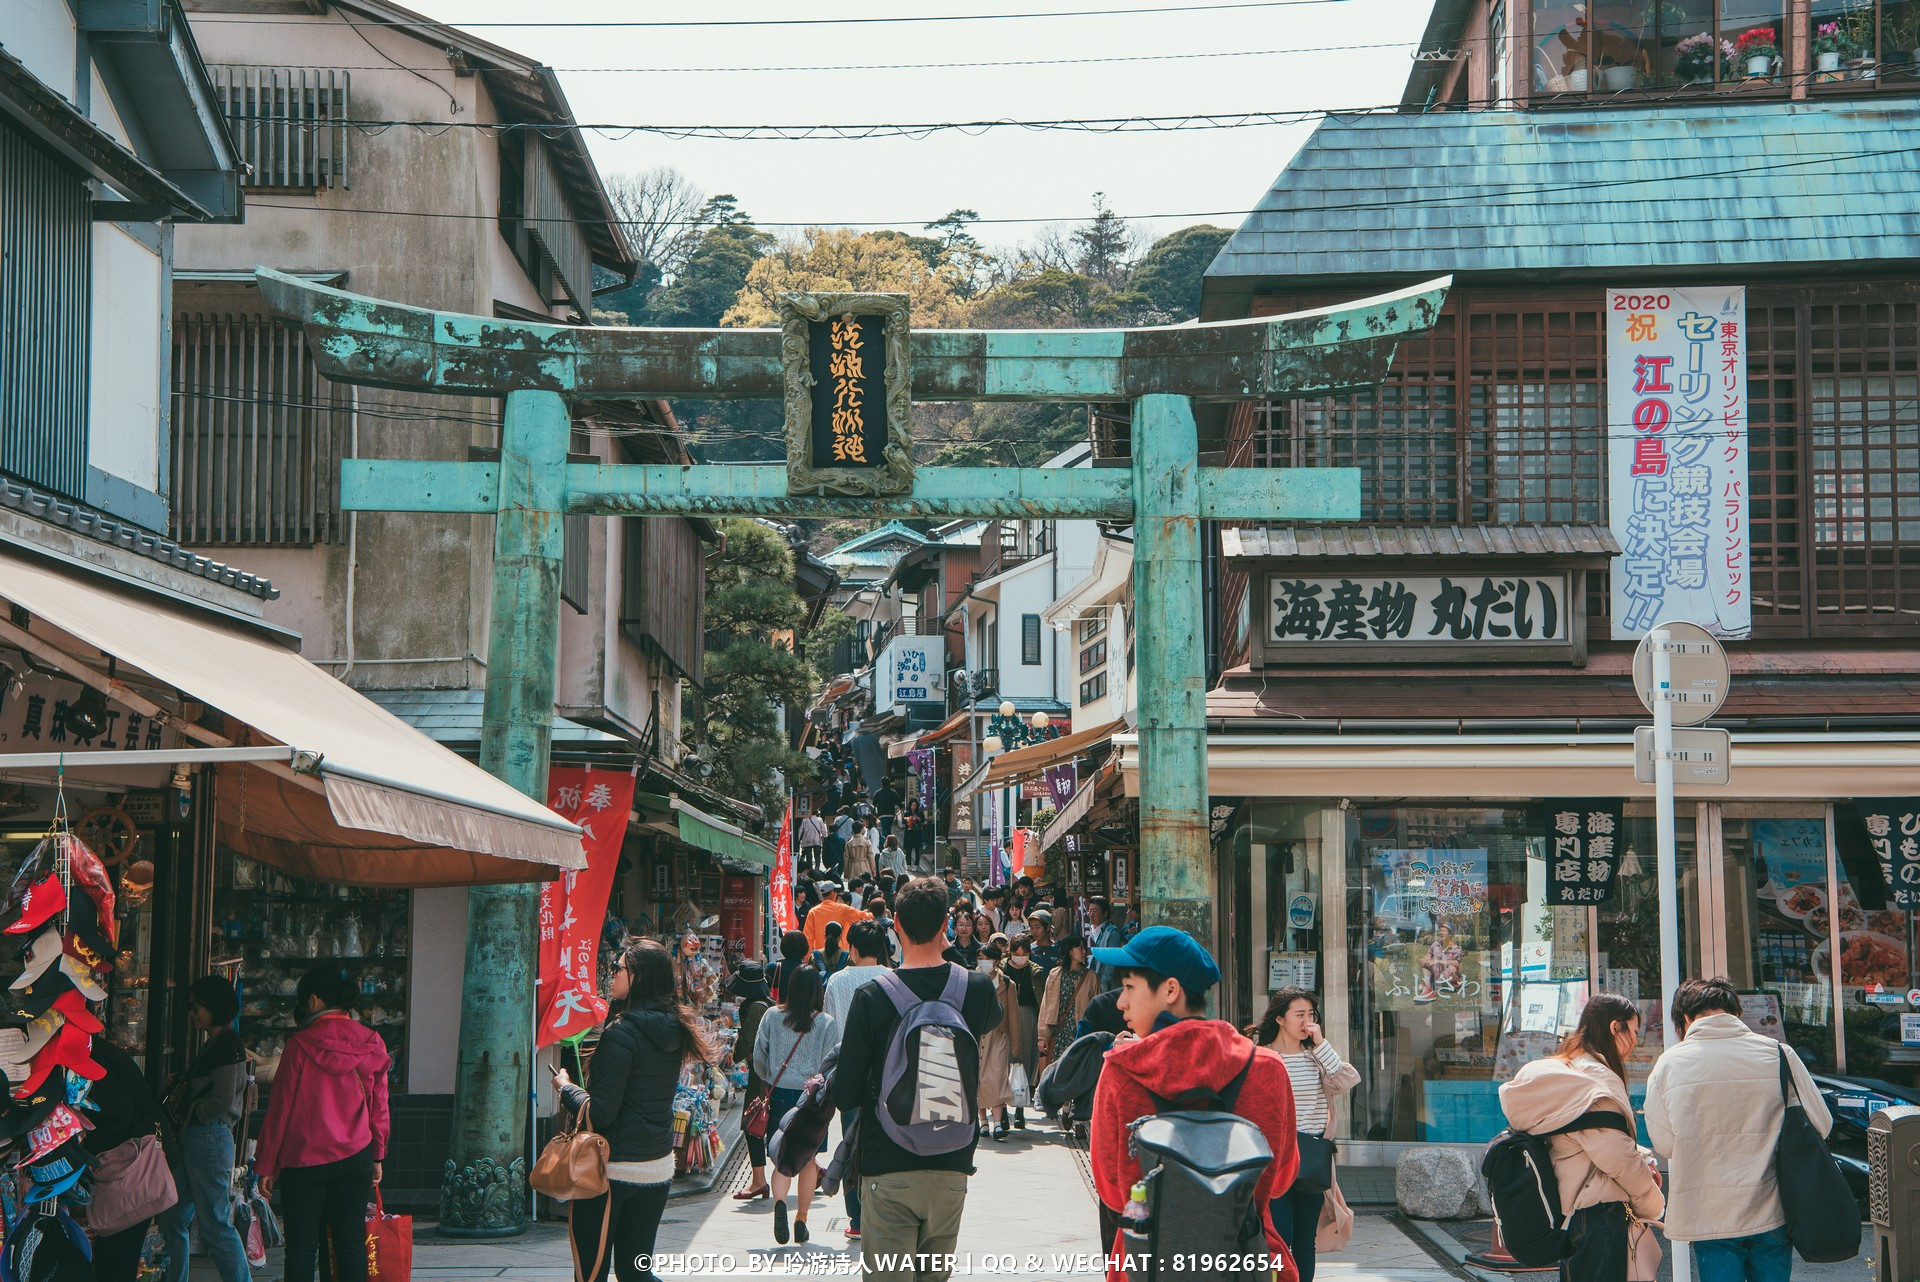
[1087, 926, 1302, 1282]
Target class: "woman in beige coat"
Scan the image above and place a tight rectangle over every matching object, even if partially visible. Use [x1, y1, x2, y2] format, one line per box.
[1498, 993, 1664, 1282]
[841, 822, 875, 883]
[975, 938, 1025, 1142]
[1036, 934, 1096, 1069]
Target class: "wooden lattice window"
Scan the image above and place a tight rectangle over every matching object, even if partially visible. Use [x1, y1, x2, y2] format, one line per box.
[1465, 303, 1605, 525]
[1746, 298, 1803, 626]
[1808, 297, 1920, 629]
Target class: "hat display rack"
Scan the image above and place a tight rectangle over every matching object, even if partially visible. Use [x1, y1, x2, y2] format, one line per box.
[0, 759, 119, 1272]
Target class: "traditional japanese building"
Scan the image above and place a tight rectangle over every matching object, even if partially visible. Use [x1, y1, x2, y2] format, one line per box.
[1189, 21, 1920, 1165]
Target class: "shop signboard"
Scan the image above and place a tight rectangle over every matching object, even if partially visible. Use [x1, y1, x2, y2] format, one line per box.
[0, 679, 178, 751]
[1043, 765, 1077, 809]
[1111, 852, 1129, 900]
[1369, 848, 1489, 1011]
[1535, 800, 1625, 905]
[1265, 574, 1571, 648]
[1606, 286, 1750, 640]
[783, 293, 913, 497]
[1845, 799, 1920, 908]
[535, 766, 637, 1046]
[720, 875, 755, 955]
[877, 636, 942, 713]
[770, 804, 798, 932]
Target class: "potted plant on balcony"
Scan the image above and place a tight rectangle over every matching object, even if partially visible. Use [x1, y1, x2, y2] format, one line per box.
[1886, 5, 1920, 66]
[1675, 30, 1735, 81]
[1735, 25, 1780, 76]
[1813, 20, 1848, 71]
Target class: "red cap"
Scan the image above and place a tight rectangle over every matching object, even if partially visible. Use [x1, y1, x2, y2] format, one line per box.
[3, 877, 65, 937]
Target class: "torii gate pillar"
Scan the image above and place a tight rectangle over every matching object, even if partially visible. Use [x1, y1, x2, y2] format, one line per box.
[258, 268, 1449, 1234]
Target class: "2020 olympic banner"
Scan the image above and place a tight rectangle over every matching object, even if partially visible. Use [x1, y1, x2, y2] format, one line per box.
[1606, 287, 1751, 640]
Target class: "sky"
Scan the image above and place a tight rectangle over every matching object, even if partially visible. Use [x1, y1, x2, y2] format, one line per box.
[378, 0, 1438, 254]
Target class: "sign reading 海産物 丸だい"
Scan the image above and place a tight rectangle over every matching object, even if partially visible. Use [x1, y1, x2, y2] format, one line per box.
[783, 292, 913, 498]
[1606, 287, 1750, 640]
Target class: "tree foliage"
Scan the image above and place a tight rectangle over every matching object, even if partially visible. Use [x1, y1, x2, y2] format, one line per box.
[1126, 224, 1233, 322]
[722, 226, 975, 328]
[695, 519, 819, 822]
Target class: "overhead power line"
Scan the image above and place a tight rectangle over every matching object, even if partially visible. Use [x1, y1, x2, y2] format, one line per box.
[190, 0, 1368, 28]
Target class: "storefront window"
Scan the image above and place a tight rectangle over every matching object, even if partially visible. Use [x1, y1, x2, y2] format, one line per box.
[1595, 813, 1702, 1089]
[1716, 814, 1841, 1071]
[1348, 805, 1592, 1144]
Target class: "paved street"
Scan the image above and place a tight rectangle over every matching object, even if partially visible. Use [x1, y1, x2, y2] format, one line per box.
[200, 1129, 1472, 1282]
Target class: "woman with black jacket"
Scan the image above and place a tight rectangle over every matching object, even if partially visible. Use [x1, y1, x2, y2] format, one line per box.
[160, 975, 253, 1282]
[87, 1039, 176, 1282]
[553, 939, 715, 1282]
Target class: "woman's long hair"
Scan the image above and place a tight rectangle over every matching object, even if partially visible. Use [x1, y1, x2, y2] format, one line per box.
[1247, 987, 1315, 1047]
[617, 938, 716, 1065]
[821, 920, 844, 957]
[1555, 991, 1637, 1084]
[782, 961, 824, 1034]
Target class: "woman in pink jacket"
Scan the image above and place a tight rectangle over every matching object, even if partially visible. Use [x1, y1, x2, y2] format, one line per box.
[256, 966, 392, 1282]
[1499, 992, 1664, 1282]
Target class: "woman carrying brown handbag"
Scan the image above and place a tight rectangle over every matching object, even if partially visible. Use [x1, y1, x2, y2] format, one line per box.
[553, 940, 716, 1282]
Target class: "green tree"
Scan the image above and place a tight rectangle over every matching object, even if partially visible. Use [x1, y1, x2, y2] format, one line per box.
[1127, 225, 1233, 322]
[1070, 192, 1141, 288]
[652, 197, 773, 328]
[695, 519, 820, 822]
[803, 606, 858, 675]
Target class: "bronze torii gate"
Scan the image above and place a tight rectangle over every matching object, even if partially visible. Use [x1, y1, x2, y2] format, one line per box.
[258, 267, 1447, 1233]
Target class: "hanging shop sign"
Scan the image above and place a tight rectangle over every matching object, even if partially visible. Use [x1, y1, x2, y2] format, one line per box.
[783, 292, 913, 497]
[0, 679, 179, 751]
[1844, 798, 1920, 909]
[1606, 286, 1750, 640]
[1534, 799, 1627, 905]
[536, 766, 637, 1046]
[720, 875, 756, 955]
[878, 636, 942, 711]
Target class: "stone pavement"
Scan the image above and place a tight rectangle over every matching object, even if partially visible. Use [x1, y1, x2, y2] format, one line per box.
[197, 1128, 1468, 1282]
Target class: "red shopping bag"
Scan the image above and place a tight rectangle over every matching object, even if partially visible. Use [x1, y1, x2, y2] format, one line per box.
[325, 1190, 413, 1282]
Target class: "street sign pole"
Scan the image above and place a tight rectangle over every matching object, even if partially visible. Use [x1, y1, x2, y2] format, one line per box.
[1651, 626, 1682, 1056]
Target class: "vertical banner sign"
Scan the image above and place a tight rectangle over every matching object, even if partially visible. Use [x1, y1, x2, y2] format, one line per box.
[770, 803, 799, 932]
[1847, 799, 1920, 908]
[1607, 287, 1750, 639]
[1536, 799, 1626, 905]
[1012, 828, 1030, 880]
[908, 748, 936, 810]
[989, 788, 1007, 886]
[536, 766, 637, 1047]
[1044, 765, 1078, 809]
[720, 875, 755, 955]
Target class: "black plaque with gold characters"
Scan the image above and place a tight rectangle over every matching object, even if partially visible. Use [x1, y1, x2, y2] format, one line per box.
[782, 292, 913, 497]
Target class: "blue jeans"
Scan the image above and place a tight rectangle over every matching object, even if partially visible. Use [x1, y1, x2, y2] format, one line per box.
[162, 1121, 252, 1282]
[839, 1107, 861, 1231]
[1692, 1226, 1792, 1282]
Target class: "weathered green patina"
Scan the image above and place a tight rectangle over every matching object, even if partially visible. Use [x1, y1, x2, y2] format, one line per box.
[256, 266, 1448, 1235]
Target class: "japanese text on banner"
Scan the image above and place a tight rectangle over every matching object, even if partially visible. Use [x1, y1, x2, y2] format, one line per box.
[536, 766, 637, 1047]
[1607, 287, 1750, 639]
[1536, 799, 1626, 905]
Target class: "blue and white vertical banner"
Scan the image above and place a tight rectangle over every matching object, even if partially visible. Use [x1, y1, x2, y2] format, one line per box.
[1607, 287, 1751, 639]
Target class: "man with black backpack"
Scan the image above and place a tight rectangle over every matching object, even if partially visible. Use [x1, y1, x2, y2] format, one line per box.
[1088, 927, 1301, 1282]
[829, 876, 1000, 1282]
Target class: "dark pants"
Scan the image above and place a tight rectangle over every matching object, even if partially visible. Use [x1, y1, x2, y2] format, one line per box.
[93, 1219, 154, 1282]
[1560, 1203, 1629, 1282]
[569, 1180, 671, 1282]
[1271, 1188, 1325, 1282]
[746, 1130, 768, 1168]
[281, 1143, 375, 1282]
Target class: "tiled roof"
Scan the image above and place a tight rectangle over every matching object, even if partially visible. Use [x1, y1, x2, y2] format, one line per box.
[1206, 100, 1920, 283]
[0, 477, 277, 600]
[363, 688, 623, 746]
[1223, 523, 1619, 559]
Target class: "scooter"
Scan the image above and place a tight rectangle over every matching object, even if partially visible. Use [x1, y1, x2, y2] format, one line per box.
[1804, 1067, 1920, 1219]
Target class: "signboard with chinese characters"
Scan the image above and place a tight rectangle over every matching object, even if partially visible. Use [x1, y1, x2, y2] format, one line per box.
[877, 636, 942, 713]
[1535, 799, 1625, 905]
[782, 292, 913, 497]
[0, 679, 179, 752]
[1606, 287, 1751, 640]
[1846, 798, 1920, 908]
[1253, 565, 1597, 666]
[535, 766, 637, 1046]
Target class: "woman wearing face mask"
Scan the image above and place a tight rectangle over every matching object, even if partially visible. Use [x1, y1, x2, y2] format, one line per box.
[1499, 993, 1664, 1282]
[1004, 936, 1041, 1130]
[161, 975, 253, 1282]
[974, 938, 1025, 1142]
[255, 967, 391, 1282]
[943, 910, 981, 969]
[553, 939, 717, 1282]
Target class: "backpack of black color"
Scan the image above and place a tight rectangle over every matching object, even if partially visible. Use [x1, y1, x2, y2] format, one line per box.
[873, 965, 981, 1156]
[1122, 1046, 1274, 1282]
[1480, 1111, 1635, 1266]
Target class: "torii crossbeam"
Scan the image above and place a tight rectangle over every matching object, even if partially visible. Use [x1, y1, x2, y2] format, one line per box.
[257, 267, 1449, 1234]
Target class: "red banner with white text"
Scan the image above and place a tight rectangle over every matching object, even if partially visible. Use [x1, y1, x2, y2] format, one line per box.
[535, 766, 636, 1047]
[770, 803, 799, 932]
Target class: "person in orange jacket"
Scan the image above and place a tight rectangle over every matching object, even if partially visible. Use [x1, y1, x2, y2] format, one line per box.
[802, 881, 870, 955]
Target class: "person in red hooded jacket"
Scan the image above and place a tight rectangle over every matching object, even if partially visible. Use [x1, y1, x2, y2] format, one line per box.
[1089, 927, 1300, 1282]
[256, 965, 392, 1282]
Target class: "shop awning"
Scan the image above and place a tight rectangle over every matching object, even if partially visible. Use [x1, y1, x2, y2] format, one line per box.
[959, 719, 1123, 801]
[1037, 764, 1112, 854]
[888, 707, 973, 757]
[669, 799, 775, 869]
[0, 548, 584, 887]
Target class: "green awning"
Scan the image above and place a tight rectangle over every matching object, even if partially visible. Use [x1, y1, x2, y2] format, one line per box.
[671, 798, 775, 869]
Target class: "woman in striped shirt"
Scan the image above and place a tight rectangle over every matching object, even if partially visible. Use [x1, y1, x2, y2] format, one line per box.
[1250, 987, 1358, 1282]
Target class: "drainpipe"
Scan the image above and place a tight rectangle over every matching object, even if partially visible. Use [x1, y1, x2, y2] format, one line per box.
[340, 387, 360, 683]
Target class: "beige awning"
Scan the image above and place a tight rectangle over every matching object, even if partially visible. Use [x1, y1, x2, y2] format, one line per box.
[976, 719, 1122, 793]
[1037, 766, 1103, 853]
[0, 547, 584, 887]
